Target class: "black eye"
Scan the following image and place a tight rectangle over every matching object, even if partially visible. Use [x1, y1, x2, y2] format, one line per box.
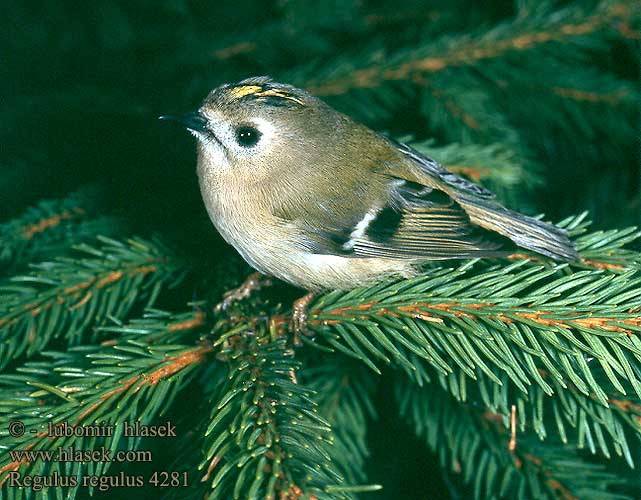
[235, 125, 261, 147]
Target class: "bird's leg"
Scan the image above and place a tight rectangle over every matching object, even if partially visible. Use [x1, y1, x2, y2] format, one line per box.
[291, 292, 316, 346]
[214, 272, 272, 313]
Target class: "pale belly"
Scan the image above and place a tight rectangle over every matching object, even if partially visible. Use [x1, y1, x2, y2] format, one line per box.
[203, 192, 412, 290]
[195, 127, 415, 289]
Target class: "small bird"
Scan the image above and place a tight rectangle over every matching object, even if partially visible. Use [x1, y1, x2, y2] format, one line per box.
[163, 76, 578, 299]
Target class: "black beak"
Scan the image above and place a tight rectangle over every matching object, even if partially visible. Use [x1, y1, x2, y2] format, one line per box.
[159, 112, 209, 134]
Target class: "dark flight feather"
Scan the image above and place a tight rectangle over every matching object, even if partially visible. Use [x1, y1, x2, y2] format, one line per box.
[305, 141, 578, 262]
[344, 180, 509, 259]
[391, 139, 496, 199]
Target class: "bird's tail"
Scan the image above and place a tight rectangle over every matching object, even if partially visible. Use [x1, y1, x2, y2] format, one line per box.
[456, 194, 579, 261]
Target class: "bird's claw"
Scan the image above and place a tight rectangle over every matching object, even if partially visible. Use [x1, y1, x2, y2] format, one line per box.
[291, 292, 316, 346]
[214, 272, 271, 314]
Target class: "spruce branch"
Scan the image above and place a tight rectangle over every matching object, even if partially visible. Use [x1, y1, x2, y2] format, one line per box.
[98, 307, 207, 346]
[407, 139, 541, 206]
[506, 66, 638, 110]
[550, 86, 632, 105]
[0, 236, 185, 369]
[0, 188, 120, 271]
[0, 331, 211, 498]
[571, 221, 641, 271]
[423, 362, 641, 467]
[414, 72, 523, 146]
[495, 64, 640, 171]
[289, 1, 639, 183]
[304, 1, 637, 96]
[4, 0, 640, 498]
[199, 321, 373, 500]
[303, 221, 641, 405]
[396, 382, 630, 500]
[302, 361, 378, 485]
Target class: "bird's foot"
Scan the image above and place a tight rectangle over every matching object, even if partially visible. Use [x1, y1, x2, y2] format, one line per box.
[214, 272, 272, 314]
[291, 292, 316, 346]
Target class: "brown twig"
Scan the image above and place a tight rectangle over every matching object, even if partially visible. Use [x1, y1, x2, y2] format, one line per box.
[22, 208, 85, 239]
[307, 3, 634, 95]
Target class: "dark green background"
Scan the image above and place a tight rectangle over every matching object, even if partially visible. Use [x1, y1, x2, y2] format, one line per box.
[2, 1, 639, 498]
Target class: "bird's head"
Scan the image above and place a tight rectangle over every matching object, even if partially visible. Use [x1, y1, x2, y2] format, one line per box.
[162, 76, 345, 185]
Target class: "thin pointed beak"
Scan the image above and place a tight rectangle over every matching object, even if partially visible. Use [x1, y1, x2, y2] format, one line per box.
[159, 112, 209, 134]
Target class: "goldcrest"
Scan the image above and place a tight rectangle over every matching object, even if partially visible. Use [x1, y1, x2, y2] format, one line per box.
[163, 76, 578, 291]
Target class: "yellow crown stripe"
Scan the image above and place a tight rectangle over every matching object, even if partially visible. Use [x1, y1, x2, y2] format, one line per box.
[255, 88, 305, 106]
[228, 84, 305, 106]
[228, 85, 263, 99]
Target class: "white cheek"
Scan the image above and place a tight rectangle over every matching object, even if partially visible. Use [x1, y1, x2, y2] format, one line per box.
[197, 111, 276, 168]
[250, 117, 276, 147]
[194, 113, 233, 168]
[221, 117, 276, 158]
[192, 128, 228, 168]
[200, 138, 229, 168]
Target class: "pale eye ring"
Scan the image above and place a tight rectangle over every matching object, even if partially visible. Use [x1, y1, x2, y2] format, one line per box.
[235, 125, 261, 147]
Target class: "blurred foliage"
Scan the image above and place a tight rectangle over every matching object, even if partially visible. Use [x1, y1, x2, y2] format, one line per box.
[1, 0, 639, 499]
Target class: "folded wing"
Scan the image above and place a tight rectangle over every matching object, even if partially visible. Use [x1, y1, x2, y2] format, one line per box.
[304, 141, 578, 262]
